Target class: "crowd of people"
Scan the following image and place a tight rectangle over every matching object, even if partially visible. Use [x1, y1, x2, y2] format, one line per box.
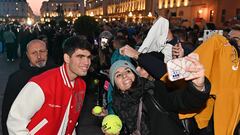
[0, 16, 239, 135]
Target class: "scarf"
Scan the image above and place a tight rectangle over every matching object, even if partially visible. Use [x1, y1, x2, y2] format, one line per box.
[112, 78, 150, 134]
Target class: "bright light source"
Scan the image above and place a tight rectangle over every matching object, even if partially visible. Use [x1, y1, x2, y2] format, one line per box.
[27, 18, 32, 25]
[90, 12, 94, 16]
[198, 9, 203, 14]
[128, 12, 133, 17]
[148, 12, 152, 17]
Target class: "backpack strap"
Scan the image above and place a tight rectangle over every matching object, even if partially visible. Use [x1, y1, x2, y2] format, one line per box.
[132, 98, 142, 135]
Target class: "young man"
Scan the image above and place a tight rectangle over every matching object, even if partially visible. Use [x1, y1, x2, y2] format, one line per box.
[7, 36, 92, 135]
[2, 39, 56, 135]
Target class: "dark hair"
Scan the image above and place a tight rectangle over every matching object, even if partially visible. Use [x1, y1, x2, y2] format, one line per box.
[38, 35, 48, 40]
[63, 35, 92, 56]
[114, 35, 127, 47]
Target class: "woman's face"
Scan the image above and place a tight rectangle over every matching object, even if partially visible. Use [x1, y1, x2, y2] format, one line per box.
[114, 67, 135, 92]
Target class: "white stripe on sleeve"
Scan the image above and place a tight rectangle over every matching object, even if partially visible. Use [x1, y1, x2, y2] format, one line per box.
[7, 81, 45, 135]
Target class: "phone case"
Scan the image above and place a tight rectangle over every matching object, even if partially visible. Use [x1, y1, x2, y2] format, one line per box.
[167, 57, 193, 81]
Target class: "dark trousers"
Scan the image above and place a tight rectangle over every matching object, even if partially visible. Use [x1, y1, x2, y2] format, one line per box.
[6, 43, 15, 60]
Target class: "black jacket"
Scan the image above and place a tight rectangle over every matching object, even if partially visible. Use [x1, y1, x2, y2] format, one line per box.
[112, 78, 211, 135]
[1, 58, 56, 135]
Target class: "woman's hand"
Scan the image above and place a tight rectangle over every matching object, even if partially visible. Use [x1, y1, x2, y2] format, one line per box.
[184, 53, 205, 91]
[172, 43, 184, 59]
[119, 45, 140, 60]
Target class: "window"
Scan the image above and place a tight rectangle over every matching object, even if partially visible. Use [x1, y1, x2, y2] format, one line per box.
[221, 9, 226, 23]
[210, 10, 214, 22]
[179, 10, 184, 16]
[236, 8, 240, 20]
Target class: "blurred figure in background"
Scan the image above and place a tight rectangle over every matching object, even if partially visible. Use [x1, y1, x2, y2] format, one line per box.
[3, 26, 16, 61]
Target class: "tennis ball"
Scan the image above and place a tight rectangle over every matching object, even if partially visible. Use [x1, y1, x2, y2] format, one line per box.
[102, 114, 122, 135]
[93, 106, 102, 114]
[93, 79, 99, 85]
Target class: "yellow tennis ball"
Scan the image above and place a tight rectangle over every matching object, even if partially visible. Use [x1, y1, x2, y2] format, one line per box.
[94, 79, 99, 84]
[102, 114, 122, 135]
[93, 106, 102, 114]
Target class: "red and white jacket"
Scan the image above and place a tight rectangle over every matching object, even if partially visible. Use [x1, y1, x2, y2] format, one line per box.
[7, 64, 86, 135]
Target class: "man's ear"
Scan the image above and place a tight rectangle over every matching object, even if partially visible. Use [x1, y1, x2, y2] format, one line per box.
[26, 52, 29, 58]
[64, 53, 70, 64]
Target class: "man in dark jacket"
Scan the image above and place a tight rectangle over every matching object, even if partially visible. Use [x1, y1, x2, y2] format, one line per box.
[1, 39, 56, 135]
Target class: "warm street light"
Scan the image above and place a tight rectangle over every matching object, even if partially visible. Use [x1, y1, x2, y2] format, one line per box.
[68, 11, 73, 17]
[128, 12, 133, 17]
[148, 12, 152, 17]
[27, 17, 32, 25]
[90, 12, 94, 16]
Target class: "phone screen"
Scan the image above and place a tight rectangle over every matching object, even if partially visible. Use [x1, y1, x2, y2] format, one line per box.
[101, 38, 108, 45]
[100, 38, 108, 49]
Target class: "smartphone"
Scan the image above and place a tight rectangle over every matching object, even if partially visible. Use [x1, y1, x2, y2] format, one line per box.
[167, 57, 193, 81]
[100, 38, 108, 49]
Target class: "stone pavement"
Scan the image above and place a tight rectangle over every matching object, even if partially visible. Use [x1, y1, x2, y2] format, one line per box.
[0, 53, 103, 135]
[0, 53, 20, 134]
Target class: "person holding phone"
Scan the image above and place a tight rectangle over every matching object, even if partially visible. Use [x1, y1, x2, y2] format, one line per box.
[119, 45, 167, 80]
[172, 41, 184, 59]
[108, 60, 210, 135]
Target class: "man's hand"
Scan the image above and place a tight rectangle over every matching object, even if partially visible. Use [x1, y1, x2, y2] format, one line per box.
[184, 53, 205, 91]
[119, 45, 140, 60]
[172, 43, 184, 59]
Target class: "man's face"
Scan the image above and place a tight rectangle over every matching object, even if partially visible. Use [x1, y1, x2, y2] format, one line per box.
[26, 42, 48, 68]
[228, 29, 240, 46]
[65, 49, 91, 80]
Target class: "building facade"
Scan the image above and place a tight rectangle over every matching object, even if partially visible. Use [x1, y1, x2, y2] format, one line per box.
[157, 0, 240, 27]
[40, 0, 84, 22]
[84, 0, 240, 26]
[0, 0, 34, 23]
[85, 0, 152, 22]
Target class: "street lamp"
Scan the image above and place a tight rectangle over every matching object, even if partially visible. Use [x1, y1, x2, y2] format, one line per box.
[198, 9, 203, 18]
[128, 12, 133, 17]
[148, 12, 152, 17]
[90, 12, 94, 17]
[27, 17, 32, 25]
